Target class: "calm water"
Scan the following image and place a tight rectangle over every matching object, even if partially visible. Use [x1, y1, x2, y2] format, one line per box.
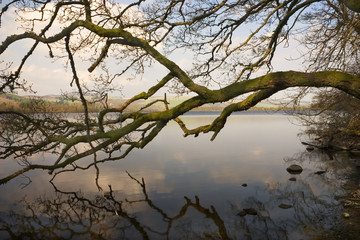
[0, 112, 358, 239]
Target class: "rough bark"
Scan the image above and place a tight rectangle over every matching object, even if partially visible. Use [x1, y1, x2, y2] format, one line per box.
[1, 70, 360, 185]
[340, 0, 360, 12]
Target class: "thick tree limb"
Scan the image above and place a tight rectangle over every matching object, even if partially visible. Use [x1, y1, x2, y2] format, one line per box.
[1, 70, 360, 185]
[340, 0, 360, 12]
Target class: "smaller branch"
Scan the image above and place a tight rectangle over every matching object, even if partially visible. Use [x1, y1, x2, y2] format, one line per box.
[0, 20, 83, 55]
[88, 41, 110, 72]
[98, 73, 174, 132]
[138, 99, 168, 112]
[175, 88, 279, 140]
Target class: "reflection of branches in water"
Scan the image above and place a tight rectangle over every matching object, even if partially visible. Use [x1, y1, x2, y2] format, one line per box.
[0, 172, 231, 240]
[225, 149, 359, 239]
[1, 166, 353, 240]
[266, 180, 343, 238]
[284, 149, 356, 183]
[280, 149, 360, 238]
[230, 180, 342, 240]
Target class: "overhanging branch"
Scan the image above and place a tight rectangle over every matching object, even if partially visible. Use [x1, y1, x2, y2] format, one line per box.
[1, 70, 360, 185]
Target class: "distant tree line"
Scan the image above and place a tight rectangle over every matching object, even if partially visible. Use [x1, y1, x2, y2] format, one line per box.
[0, 94, 101, 113]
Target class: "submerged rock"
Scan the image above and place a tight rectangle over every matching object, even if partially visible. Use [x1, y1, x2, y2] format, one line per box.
[314, 170, 326, 175]
[286, 164, 303, 174]
[306, 146, 315, 151]
[278, 204, 293, 209]
[244, 208, 257, 215]
[237, 210, 247, 217]
[237, 208, 258, 217]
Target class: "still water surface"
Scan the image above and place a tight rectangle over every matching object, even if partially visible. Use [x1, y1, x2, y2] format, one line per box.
[0, 112, 358, 239]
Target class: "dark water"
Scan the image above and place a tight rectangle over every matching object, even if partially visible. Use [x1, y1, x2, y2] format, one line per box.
[0, 112, 359, 239]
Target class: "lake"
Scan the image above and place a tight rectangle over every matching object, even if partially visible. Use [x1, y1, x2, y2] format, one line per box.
[0, 112, 359, 239]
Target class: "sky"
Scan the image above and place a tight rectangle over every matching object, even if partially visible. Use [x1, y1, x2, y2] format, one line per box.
[0, 2, 306, 99]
